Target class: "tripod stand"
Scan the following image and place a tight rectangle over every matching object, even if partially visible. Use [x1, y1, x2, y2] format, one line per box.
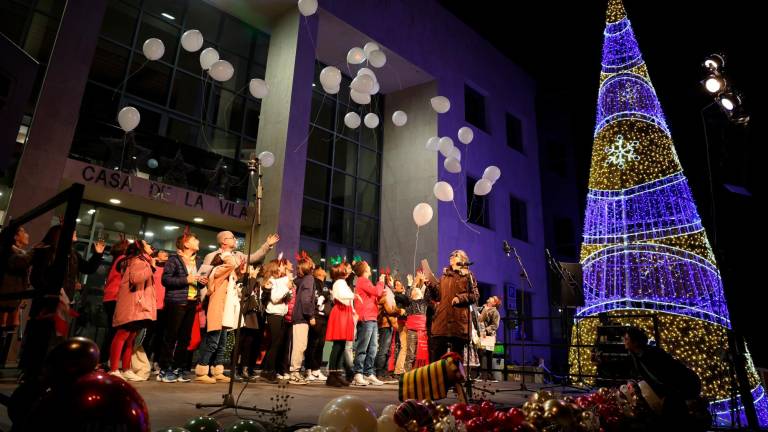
[195, 156, 284, 418]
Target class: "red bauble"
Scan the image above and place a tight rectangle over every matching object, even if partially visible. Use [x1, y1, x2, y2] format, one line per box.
[491, 410, 508, 426]
[575, 396, 592, 409]
[507, 407, 526, 426]
[465, 417, 488, 432]
[465, 404, 480, 419]
[28, 371, 149, 431]
[44, 337, 100, 386]
[479, 400, 496, 418]
[450, 403, 468, 421]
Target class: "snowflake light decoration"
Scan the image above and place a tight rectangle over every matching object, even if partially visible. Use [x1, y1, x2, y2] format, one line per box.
[604, 134, 640, 169]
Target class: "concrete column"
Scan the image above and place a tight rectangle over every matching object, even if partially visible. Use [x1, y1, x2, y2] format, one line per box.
[6, 0, 107, 241]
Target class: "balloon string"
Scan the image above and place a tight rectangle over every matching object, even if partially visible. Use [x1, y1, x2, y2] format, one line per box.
[221, 82, 250, 132]
[302, 15, 319, 53]
[293, 91, 329, 153]
[452, 197, 480, 234]
[413, 225, 420, 275]
[112, 59, 149, 101]
[199, 72, 213, 150]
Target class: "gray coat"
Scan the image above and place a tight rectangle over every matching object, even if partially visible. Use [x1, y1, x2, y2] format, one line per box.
[478, 305, 500, 337]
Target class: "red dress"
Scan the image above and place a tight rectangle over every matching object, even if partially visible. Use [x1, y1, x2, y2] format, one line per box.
[325, 280, 355, 341]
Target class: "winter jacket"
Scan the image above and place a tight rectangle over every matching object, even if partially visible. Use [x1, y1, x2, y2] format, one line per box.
[478, 305, 500, 337]
[103, 256, 126, 303]
[314, 277, 332, 320]
[292, 274, 316, 324]
[353, 277, 384, 321]
[266, 276, 290, 316]
[161, 254, 201, 306]
[425, 268, 479, 339]
[206, 253, 238, 331]
[113, 256, 156, 327]
[377, 290, 403, 328]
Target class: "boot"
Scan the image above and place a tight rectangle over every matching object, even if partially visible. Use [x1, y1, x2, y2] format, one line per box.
[194, 364, 216, 384]
[326, 371, 344, 388]
[212, 365, 230, 383]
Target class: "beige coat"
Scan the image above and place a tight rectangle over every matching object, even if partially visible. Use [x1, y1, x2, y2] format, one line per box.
[206, 254, 238, 332]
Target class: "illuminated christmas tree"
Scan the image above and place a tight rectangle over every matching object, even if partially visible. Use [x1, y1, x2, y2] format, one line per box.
[569, 0, 768, 426]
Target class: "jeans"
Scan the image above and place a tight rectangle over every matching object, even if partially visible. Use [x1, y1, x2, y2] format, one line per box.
[197, 329, 228, 366]
[374, 326, 393, 376]
[353, 320, 378, 376]
[158, 301, 197, 370]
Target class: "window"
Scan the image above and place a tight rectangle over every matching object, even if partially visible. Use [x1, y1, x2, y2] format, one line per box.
[506, 112, 524, 152]
[554, 217, 576, 257]
[466, 177, 491, 229]
[71, 0, 271, 202]
[299, 62, 383, 267]
[477, 282, 494, 305]
[510, 196, 528, 242]
[464, 84, 487, 131]
[506, 287, 533, 341]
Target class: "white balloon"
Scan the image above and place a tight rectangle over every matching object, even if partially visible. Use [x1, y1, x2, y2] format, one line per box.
[297, 0, 318, 16]
[318, 395, 377, 432]
[258, 151, 275, 168]
[363, 42, 380, 57]
[412, 203, 434, 227]
[320, 66, 342, 88]
[381, 404, 399, 418]
[180, 29, 203, 52]
[369, 80, 380, 95]
[357, 67, 377, 81]
[364, 113, 379, 128]
[322, 84, 340, 95]
[378, 415, 403, 432]
[473, 178, 493, 196]
[438, 137, 454, 157]
[448, 146, 461, 161]
[347, 47, 366, 65]
[483, 165, 502, 183]
[351, 74, 375, 94]
[444, 157, 462, 173]
[113, 221, 125, 231]
[344, 112, 361, 129]
[433, 181, 454, 202]
[425, 136, 440, 151]
[117, 106, 140, 132]
[368, 49, 387, 68]
[142, 38, 165, 61]
[392, 110, 407, 127]
[350, 89, 371, 105]
[458, 126, 474, 144]
[199, 47, 219, 70]
[249, 78, 269, 99]
[208, 59, 234, 82]
[430, 96, 451, 113]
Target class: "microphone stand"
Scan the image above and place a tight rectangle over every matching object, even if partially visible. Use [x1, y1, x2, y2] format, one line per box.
[497, 246, 534, 393]
[459, 266, 494, 402]
[195, 158, 284, 419]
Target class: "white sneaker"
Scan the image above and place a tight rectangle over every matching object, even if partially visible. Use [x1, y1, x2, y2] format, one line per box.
[121, 370, 145, 382]
[313, 370, 327, 381]
[108, 370, 124, 380]
[277, 374, 289, 381]
[305, 372, 317, 381]
[352, 373, 369, 386]
[366, 374, 384, 386]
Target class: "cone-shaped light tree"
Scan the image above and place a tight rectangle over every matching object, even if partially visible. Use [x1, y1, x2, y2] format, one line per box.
[569, 0, 767, 426]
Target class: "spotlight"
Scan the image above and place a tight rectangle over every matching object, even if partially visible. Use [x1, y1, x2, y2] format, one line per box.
[704, 53, 725, 71]
[718, 93, 738, 111]
[703, 76, 725, 94]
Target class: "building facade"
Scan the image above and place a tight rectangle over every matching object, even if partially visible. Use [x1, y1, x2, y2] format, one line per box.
[1, 0, 556, 365]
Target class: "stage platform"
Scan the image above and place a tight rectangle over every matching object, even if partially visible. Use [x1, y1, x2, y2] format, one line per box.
[0, 371, 592, 430]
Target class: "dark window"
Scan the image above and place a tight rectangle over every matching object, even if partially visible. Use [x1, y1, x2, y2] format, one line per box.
[467, 177, 491, 228]
[300, 61, 383, 267]
[464, 84, 487, 131]
[554, 217, 576, 257]
[514, 289, 533, 341]
[506, 113, 524, 152]
[510, 196, 528, 242]
[477, 282, 494, 305]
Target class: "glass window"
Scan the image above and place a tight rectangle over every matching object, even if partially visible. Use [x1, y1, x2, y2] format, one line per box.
[334, 137, 357, 174]
[91, 207, 143, 245]
[125, 58, 172, 105]
[328, 208, 353, 245]
[465, 84, 487, 132]
[304, 162, 330, 201]
[356, 180, 378, 215]
[354, 216, 377, 251]
[203, 127, 238, 159]
[467, 177, 491, 228]
[506, 113, 524, 152]
[336, 105, 359, 140]
[0, 1, 30, 45]
[169, 70, 204, 116]
[510, 196, 528, 241]
[23, 11, 60, 61]
[243, 99, 261, 138]
[185, 1, 221, 43]
[143, 0, 187, 23]
[311, 91, 335, 130]
[101, 0, 139, 46]
[307, 128, 332, 165]
[166, 117, 199, 147]
[331, 172, 355, 209]
[136, 13, 179, 64]
[219, 16, 251, 57]
[90, 39, 130, 88]
[301, 199, 327, 238]
[209, 87, 244, 133]
[358, 147, 379, 183]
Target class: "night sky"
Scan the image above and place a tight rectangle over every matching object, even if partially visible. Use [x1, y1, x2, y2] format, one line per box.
[440, 0, 767, 364]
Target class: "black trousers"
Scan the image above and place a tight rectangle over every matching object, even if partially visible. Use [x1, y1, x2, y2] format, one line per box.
[158, 300, 197, 371]
[429, 336, 467, 363]
[237, 327, 262, 371]
[142, 308, 165, 362]
[306, 317, 328, 370]
[262, 314, 288, 374]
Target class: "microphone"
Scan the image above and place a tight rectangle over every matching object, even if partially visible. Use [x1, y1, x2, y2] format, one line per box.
[456, 261, 474, 267]
[502, 240, 512, 257]
[247, 152, 258, 174]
